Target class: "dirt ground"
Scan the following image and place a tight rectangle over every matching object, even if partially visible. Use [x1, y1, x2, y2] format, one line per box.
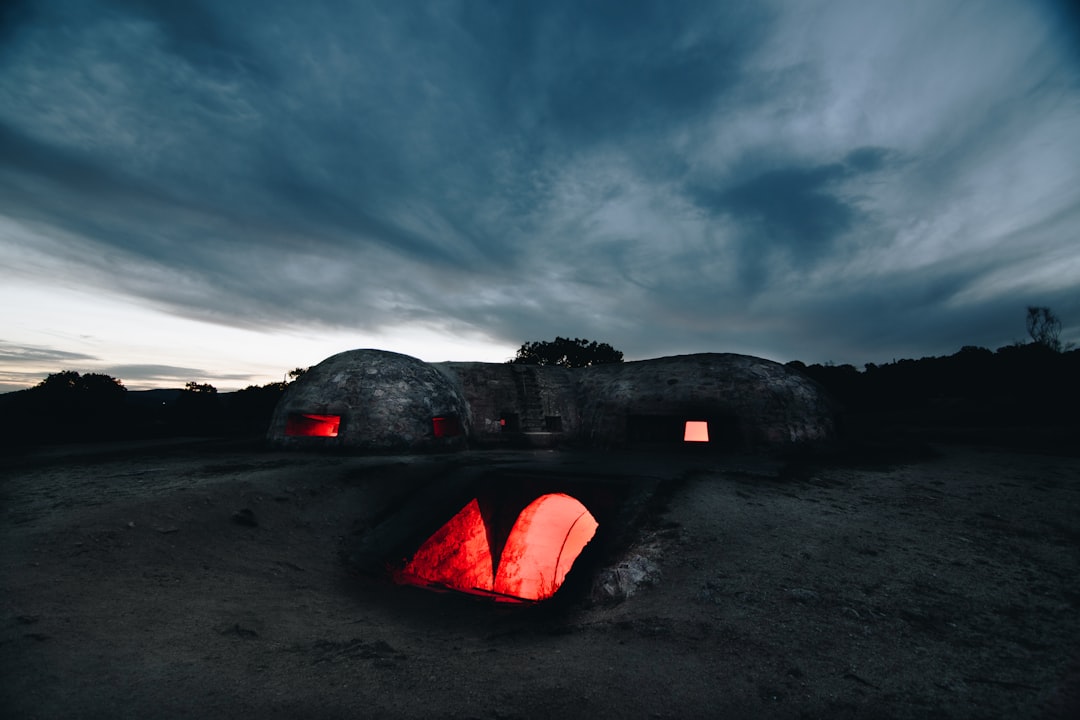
[1, 438, 1078, 719]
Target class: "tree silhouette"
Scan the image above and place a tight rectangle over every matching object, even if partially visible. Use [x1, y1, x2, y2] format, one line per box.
[184, 381, 217, 394]
[35, 371, 126, 398]
[1026, 306, 1064, 352]
[22, 371, 128, 441]
[511, 337, 624, 368]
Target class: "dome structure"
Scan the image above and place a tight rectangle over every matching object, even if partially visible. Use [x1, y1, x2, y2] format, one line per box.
[268, 349, 835, 453]
[578, 353, 835, 450]
[266, 349, 470, 452]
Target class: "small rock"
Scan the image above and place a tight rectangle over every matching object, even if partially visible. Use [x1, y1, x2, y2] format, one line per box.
[231, 509, 258, 527]
[591, 555, 662, 603]
[786, 588, 821, 604]
[218, 623, 259, 638]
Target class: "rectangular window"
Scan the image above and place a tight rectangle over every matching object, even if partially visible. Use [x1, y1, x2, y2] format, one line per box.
[285, 413, 341, 437]
[544, 416, 563, 432]
[684, 420, 709, 442]
[432, 415, 464, 438]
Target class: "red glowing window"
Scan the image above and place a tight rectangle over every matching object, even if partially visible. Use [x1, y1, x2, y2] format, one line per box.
[395, 493, 598, 602]
[432, 415, 463, 438]
[684, 420, 709, 442]
[285, 413, 341, 437]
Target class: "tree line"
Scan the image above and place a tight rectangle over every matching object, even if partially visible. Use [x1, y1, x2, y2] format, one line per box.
[0, 371, 306, 447]
[0, 308, 1074, 448]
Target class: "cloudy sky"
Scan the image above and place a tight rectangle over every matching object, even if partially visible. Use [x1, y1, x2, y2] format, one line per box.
[2, 0, 1078, 392]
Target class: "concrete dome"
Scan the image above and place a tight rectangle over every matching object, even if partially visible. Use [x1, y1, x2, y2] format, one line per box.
[578, 354, 835, 450]
[267, 349, 470, 452]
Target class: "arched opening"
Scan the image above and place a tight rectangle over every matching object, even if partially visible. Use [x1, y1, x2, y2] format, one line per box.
[394, 493, 598, 602]
[396, 498, 494, 593]
[494, 493, 598, 601]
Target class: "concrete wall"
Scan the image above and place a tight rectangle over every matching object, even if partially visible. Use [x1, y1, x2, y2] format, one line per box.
[269, 349, 835, 453]
[437, 362, 580, 446]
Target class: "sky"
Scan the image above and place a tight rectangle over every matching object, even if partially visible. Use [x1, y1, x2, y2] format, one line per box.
[2, 0, 1079, 392]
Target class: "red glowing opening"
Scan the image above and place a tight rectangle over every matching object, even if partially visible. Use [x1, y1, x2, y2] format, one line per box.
[495, 493, 598, 601]
[396, 498, 494, 594]
[684, 420, 709, 442]
[285, 413, 341, 437]
[395, 493, 598, 602]
[432, 415, 464, 438]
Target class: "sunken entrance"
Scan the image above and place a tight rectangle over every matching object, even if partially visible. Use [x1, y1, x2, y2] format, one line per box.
[349, 462, 665, 605]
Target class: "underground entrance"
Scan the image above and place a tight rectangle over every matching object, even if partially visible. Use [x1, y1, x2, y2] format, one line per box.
[347, 461, 669, 605]
[394, 493, 598, 602]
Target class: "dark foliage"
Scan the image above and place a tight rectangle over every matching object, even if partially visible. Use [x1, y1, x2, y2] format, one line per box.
[12, 371, 130, 442]
[226, 382, 289, 435]
[790, 343, 1080, 449]
[511, 337, 624, 367]
[184, 381, 217, 394]
[0, 373, 289, 448]
[1026, 305, 1066, 352]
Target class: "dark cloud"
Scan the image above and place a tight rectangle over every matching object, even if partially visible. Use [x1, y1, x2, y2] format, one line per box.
[109, 0, 267, 78]
[695, 164, 851, 248]
[0, 0, 35, 47]
[685, 151, 897, 289]
[843, 147, 894, 174]
[524, 1, 765, 143]
[0, 0, 1077, 379]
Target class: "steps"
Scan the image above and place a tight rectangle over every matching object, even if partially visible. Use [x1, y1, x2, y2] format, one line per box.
[514, 367, 546, 432]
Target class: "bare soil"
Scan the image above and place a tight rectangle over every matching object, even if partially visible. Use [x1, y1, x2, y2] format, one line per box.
[1, 439, 1078, 719]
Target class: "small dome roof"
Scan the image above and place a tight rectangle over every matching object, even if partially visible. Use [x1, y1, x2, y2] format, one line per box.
[267, 349, 469, 452]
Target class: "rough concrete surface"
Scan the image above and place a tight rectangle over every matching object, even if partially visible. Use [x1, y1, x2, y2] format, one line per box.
[1, 439, 1078, 719]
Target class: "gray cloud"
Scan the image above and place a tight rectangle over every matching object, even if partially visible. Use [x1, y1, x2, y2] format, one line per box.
[0, 342, 98, 365]
[102, 365, 257, 388]
[0, 0, 1077, 376]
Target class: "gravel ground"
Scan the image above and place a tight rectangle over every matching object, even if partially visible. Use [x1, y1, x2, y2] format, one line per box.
[1, 439, 1078, 719]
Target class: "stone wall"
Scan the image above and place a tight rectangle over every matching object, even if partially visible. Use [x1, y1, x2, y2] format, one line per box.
[436, 362, 580, 446]
[269, 349, 835, 453]
[576, 354, 835, 450]
[268, 349, 470, 452]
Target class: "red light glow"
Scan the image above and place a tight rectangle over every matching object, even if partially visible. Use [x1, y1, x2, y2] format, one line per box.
[285, 413, 341, 437]
[397, 499, 494, 593]
[495, 494, 598, 601]
[432, 416, 463, 438]
[684, 420, 709, 442]
[395, 493, 598, 602]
